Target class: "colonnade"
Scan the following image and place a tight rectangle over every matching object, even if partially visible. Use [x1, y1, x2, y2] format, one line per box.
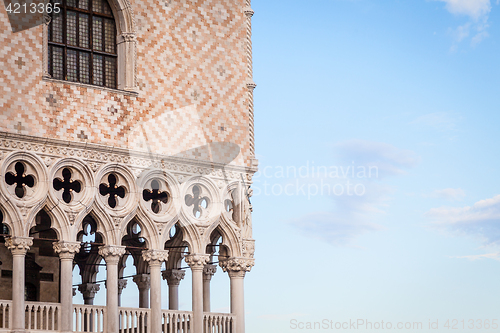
[4, 236, 248, 333]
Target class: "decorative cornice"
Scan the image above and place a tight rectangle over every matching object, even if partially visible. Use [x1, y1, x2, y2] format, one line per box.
[203, 264, 217, 281]
[98, 245, 126, 264]
[78, 283, 100, 299]
[133, 274, 151, 290]
[162, 269, 186, 286]
[219, 257, 254, 276]
[53, 241, 81, 259]
[244, 7, 254, 17]
[184, 254, 210, 270]
[142, 249, 169, 265]
[5, 237, 33, 255]
[0, 131, 258, 176]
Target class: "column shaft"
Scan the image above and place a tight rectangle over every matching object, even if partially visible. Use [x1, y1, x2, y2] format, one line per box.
[7, 237, 33, 333]
[150, 265, 162, 333]
[203, 278, 210, 313]
[168, 285, 179, 310]
[11, 253, 26, 332]
[60, 258, 74, 332]
[230, 274, 245, 333]
[192, 268, 204, 333]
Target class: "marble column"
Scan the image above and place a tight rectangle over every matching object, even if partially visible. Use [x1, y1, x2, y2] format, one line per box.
[6, 237, 32, 333]
[142, 250, 169, 333]
[53, 241, 81, 333]
[78, 283, 100, 305]
[220, 258, 255, 333]
[161, 269, 185, 310]
[202, 264, 217, 312]
[132, 274, 150, 308]
[98, 245, 126, 333]
[185, 254, 210, 333]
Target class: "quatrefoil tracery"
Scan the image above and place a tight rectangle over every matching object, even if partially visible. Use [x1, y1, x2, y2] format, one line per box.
[99, 174, 126, 209]
[5, 162, 35, 199]
[185, 185, 210, 218]
[142, 179, 169, 214]
[53, 168, 82, 204]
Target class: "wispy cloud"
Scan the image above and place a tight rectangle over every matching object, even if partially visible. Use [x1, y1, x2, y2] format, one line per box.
[288, 140, 418, 246]
[451, 252, 500, 261]
[411, 112, 461, 132]
[429, 188, 466, 201]
[335, 140, 420, 178]
[427, 194, 500, 247]
[435, 0, 493, 48]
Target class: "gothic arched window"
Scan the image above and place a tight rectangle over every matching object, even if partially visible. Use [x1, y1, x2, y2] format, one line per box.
[48, 0, 117, 89]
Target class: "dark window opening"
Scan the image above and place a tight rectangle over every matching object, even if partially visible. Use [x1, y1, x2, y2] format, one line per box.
[48, 0, 117, 89]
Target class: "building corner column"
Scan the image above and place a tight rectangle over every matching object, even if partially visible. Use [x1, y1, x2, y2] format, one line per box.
[220, 257, 255, 333]
[185, 254, 210, 333]
[162, 269, 185, 310]
[142, 250, 169, 333]
[202, 264, 217, 312]
[98, 245, 126, 333]
[53, 241, 81, 333]
[6, 236, 33, 333]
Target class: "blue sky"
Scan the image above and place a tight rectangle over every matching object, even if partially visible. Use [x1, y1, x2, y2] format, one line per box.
[245, 0, 500, 332]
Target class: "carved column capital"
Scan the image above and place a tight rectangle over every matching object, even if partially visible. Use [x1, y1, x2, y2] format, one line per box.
[142, 249, 169, 266]
[203, 264, 217, 281]
[6, 236, 33, 255]
[53, 241, 81, 260]
[118, 279, 128, 295]
[78, 283, 100, 299]
[184, 254, 210, 271]
[98, 245, 126, 264]
[162, 269, 185, 286]
[133, 274, 151, 290]
[219, 257, 255, 278]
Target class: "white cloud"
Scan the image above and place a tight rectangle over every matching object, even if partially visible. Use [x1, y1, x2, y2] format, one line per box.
[411, 112, 461, 132]
[436, 0, 493, 47]
[431, 188, 466, 201]
[452, 252, 500, 261]
[335, 140, 420, 179]
[427, 194, 500, 247]
[290, 211, 384, 246]
[287, 140, 417, 246]
[437, 0, 491, 20]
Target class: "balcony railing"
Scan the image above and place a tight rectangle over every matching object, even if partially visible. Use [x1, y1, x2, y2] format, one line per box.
[0, 301, 235, 333]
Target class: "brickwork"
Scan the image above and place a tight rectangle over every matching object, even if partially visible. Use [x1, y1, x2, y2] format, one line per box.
[0, 0, 253, 167]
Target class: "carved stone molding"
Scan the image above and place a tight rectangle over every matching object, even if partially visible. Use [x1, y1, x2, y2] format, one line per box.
[219, 257, 254, 277]
[184, 253, 210, 270]
[53, 241, 81, 260]
[203, 264, 217, 281]
[162, 269, 186, 286]
[98, 245, 126, 264]
[242, 239, 255, 258]
[78, 283, 100, 299]
[133, 274, 151, 290]
[5, 236, 33, 255]
[141, 249, 169, 266]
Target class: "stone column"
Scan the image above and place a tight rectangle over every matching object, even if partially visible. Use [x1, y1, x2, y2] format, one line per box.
[53, 241, 81, 333]
[78, 283, 100, 305]
[117, 279, 127, 307]
[98, 245, 126, 333]
[161, 269, 185, 310]
[202, 264, 217, 312]
[220, 258, 255, 333]
[6, 237, 32, 333]
[185, 254, 210, 333]
[142, 250, 169, 333]
[132, 274, 150, 308]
